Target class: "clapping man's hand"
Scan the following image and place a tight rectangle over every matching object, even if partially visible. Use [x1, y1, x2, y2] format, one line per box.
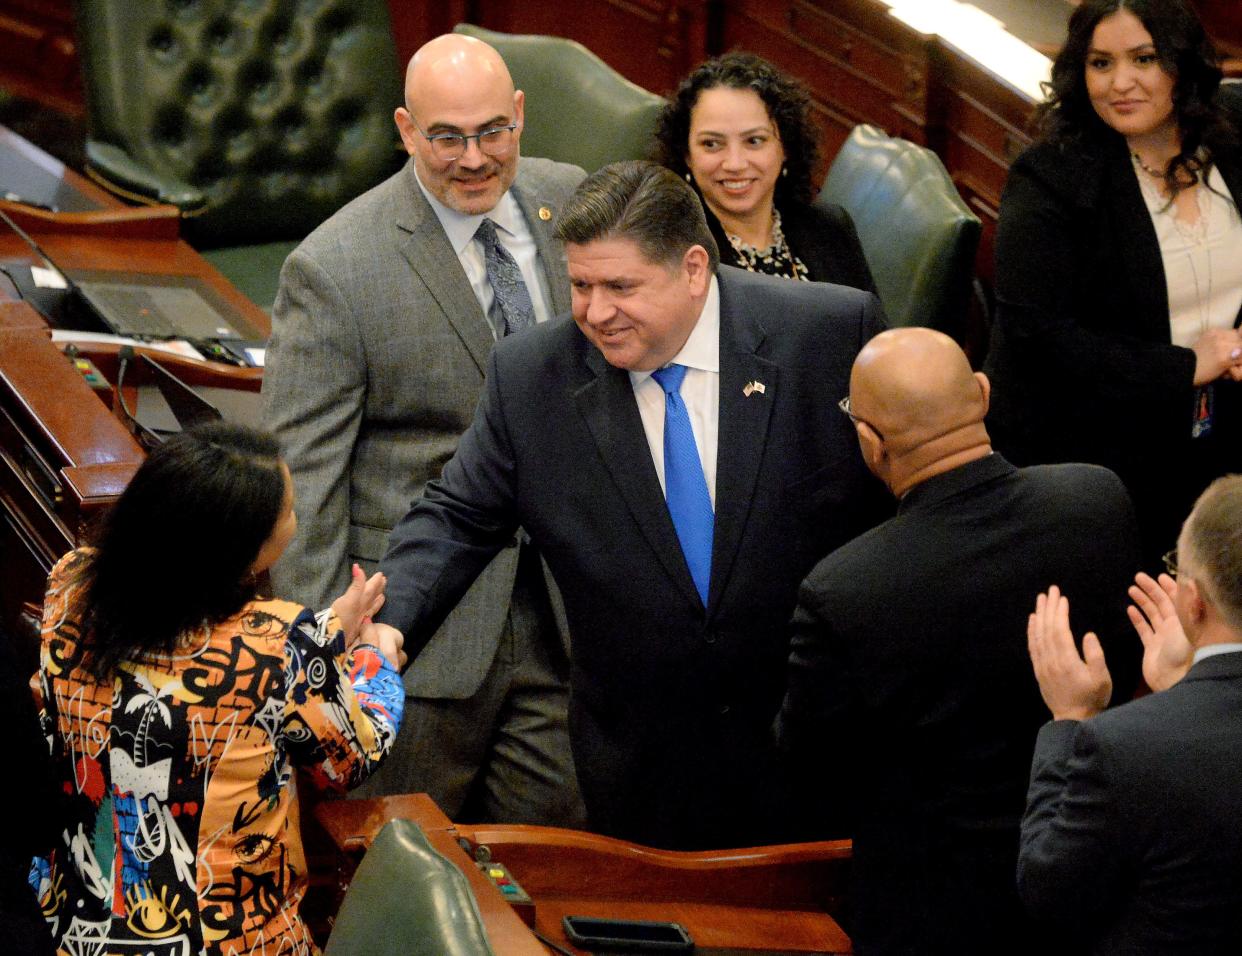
[1028, 585, 1112, 722]
[1127, 572, 1193, 691]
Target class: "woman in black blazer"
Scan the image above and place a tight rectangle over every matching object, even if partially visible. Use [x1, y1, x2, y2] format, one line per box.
[653, 52, 875, 291]
[985, 0, 1242, 568]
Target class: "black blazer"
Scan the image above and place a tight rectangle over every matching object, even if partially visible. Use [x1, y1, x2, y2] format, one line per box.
[1020, 652, 1242, 954]
[706, 198, 877, 291]
[379, 266, 890, 849]
[985, 121, 1242, 565]
[778, 454, 1140, 955]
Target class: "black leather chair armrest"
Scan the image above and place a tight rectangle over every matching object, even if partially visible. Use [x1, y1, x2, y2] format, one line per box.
[85, 139, 206, 214]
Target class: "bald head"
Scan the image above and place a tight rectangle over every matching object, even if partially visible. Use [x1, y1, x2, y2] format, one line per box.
[395, 34, 524, 215]
[848, 328, 992, 495]
[405, 34, 515, 115]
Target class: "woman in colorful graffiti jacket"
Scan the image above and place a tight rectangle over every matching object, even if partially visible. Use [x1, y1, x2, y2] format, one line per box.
[31, 421, 405, 955]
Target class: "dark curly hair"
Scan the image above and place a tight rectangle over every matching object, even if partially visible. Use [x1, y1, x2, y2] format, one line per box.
[652, 51, 819, 208]
[1037, 0, 1236, 196]
[72, 422, 287, 677]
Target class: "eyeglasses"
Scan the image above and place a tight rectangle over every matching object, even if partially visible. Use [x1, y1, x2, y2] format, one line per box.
[838, 395, 884, 439]
[1162, 549, 1179, 577]
[415, 122, 518, 161]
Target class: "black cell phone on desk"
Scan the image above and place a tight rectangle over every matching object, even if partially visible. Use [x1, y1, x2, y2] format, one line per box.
[562, 915, 694, 951]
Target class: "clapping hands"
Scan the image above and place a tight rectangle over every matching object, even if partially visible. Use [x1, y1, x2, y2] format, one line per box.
[1127, 572, 1193, 692]
[1027, 585, 1113, 722]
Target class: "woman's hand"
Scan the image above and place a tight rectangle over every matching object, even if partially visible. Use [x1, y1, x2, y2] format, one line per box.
[1191, 328, 1242, 385]
[332, 564, 386, 646]
[359, 620, 406, 672]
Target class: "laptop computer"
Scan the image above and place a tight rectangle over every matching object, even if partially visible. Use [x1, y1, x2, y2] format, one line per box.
[0, 204, 263, 342]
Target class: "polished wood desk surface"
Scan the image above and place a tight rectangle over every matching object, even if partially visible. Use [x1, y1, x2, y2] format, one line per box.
[0, 125, 266, 650]
[314, 794, 853, 954]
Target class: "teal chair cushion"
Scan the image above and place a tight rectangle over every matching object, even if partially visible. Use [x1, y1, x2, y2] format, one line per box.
[325, 819, 496, 956]
[201, 240, 297, 314]
[453, 23, 666, 173]
[818, 125, 980, 335]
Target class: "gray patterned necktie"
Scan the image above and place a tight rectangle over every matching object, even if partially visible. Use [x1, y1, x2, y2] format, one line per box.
[475, 217, 535, 335]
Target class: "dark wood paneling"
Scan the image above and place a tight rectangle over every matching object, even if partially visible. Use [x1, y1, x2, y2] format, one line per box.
[0, 0, 81, 115]
[722, 0, 934, 177]
[461, 0, 710, 96]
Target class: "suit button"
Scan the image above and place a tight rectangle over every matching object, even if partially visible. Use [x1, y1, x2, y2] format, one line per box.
[703, 631, 717, 644]
[718, 704, 730, 715]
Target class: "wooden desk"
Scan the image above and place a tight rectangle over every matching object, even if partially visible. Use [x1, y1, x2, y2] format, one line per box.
[314, 794, 854, 954]
[0, 125, 268, 656]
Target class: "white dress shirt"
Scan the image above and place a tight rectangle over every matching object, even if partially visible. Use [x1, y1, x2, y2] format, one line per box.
[1192, 642, 1242, 665]
[1135, 164, 1242, 349]
[414, 170, 556, 339]
[629, 276, 721, 508]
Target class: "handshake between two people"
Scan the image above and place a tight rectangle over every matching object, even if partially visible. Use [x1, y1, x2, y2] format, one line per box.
[1027, 573, 1192, 723]
[329, 563, 408, 672]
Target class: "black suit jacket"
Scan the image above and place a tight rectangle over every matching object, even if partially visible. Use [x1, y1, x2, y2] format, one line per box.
[380, 266, 889, 849]
[984, 118, 1242, 565]
[706, 198, 877, 291]
[1020, 652, 1242, 954]
[778, 455, 1140, 955]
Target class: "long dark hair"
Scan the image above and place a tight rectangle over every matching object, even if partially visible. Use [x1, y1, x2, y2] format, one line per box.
[652, 51, 819, 208]
[1038, 0, 1234, 195]
[73, 422, 285, 677]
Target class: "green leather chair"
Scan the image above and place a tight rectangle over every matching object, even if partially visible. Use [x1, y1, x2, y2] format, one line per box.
[452, 23, 666, 173]
[818, 125, 980, 337]
[325, 819, 496, 956]
[73, 0, 406, 311]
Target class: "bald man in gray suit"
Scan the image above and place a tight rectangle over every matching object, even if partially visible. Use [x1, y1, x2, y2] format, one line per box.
[262, 35, 585, 826]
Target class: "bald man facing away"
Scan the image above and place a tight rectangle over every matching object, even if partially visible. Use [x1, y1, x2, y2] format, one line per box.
[776, 329, 1141, 956]
[263, 34, 586, 825]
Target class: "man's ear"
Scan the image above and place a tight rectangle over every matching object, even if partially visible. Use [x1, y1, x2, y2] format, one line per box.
[975, 371, 991, 416]
[856, 421, 885, 475]
[394, 106, 419, 156]
[513, 89, 526, 134]
[682, 245, 711, 297]
[1181, 577, 1209, 626]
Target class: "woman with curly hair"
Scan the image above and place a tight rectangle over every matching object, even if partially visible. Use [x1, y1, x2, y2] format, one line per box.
[984, 0, 1242, 568]
[653, 51, 874, 289]
[30, 422, 405, 955]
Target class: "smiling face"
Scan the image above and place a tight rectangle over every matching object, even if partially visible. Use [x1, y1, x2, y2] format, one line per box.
[1085, 9, 1178, 148]
[567, 237, 711, 372]
[686, 86, 785, 229]
[395, 41, 524, 215]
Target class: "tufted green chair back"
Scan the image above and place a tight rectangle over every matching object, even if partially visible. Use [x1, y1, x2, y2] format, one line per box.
[819, 125, 980, 337]
[74, 0, 405, 308]
[453, 23, 666, 174]
[324, 819, 496, 956]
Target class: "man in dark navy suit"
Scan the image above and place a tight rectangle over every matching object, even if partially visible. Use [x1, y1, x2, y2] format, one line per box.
[378, 161, 889, 849]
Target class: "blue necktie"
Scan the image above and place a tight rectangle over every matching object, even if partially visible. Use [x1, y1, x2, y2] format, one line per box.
[651, 364, 714, 605]
[475, 217, 535, 336]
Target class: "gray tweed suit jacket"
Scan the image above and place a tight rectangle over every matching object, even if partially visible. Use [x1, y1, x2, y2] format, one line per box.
[263, 155, 583, 698]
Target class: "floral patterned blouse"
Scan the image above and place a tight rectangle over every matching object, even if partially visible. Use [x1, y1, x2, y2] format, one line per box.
[724, 208, 811, 281]
[30, 549, 404, 956]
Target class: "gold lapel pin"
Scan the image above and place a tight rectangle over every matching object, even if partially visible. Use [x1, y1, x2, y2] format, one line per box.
[743, 380, 766, 397]
[538, 206, 552, 221]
